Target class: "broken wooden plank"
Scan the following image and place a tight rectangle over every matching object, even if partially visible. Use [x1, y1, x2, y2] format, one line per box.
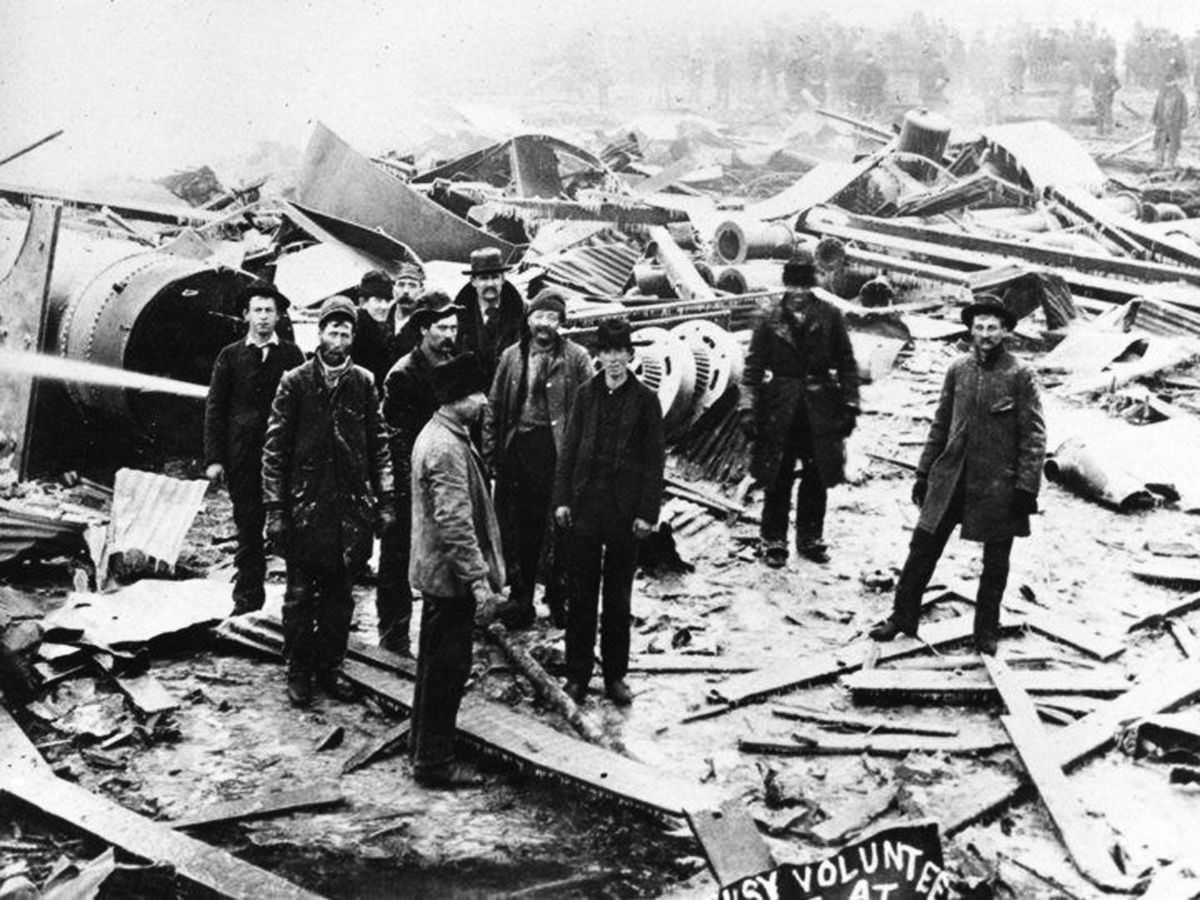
[982, 656, 1136, 893]
[628, 655, 763, 674]
[342, 721, 410, 774]
[807, 787, 897, 846]
[171, 786, 345, 830]
[845, 666, 1128, 705]
[1131, 560, 1200, 587]
[1049, 184, 1200, 269]
[647, 225, 716, 303]
[1126, 591, 1200, 631]
[770, 703, 958, 736]
[738, 729, 1007, 757]
[111, 672, 178, 717]
[1167, 620, 1200, 659]
[684, 800, 774, 887]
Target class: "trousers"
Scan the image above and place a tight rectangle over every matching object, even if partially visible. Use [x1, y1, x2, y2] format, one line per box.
[229, 481, 266, 612]
[506, 427, 557, 607]
[761, 403, 827, 546]
[410, 593, 475, 775]
[375, 493, 413, 643]
[565, 525, 637, 687]
[281, 560, 354, 674]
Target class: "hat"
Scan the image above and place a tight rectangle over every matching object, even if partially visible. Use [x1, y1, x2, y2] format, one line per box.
[528, 288, 567, 321]
[359, 269, 393, 300]
[595, 318, 637, 352]
[396, 261, 425, 282]
[961, 293, 1016, 330]
[431, 352, 489, 405]
[782, 248, 817, 288]
[815, 236, 846, 269]
[410, 290, 461, 329]
[463, 247, 512, 277]
[235, 281, 290, 313]
[318, 295, 358, 331]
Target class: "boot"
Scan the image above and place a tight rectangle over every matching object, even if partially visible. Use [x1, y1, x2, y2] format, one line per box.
[869, 618, 914, 642]
[796, 538, 830, 564]
[378, 627, 412, 658]
[286, 669, 312, 708]
[605, 679, 634, 706]
[414, 762, 485, 789]
[314, 668, 357, 702]
[762, 541, 788, 569]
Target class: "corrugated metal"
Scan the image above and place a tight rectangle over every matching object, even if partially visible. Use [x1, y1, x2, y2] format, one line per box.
[542, 233, 640, 297]
[1127, 297, 1200, 340]
[105, 469, 209, 575]
[980, 121, 1105, 195]
[0, 499, 90, 563]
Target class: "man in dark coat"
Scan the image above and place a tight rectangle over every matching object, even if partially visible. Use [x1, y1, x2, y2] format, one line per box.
[554, 319, 664, 707]
[204, 283, 304, 615]
[262, 296, 394, 707]
[377, 291, 461, 655]
[483, 289, 593, 630]
[350, 269, 401, 393]
[870, 295, 1045, 655]
[409, 353, 504, 788]
[1152, 75, 1189, 169]
[1091, 58, 1120, 136]
[740, 250, 860, 568]
[454, 247, 525, 383]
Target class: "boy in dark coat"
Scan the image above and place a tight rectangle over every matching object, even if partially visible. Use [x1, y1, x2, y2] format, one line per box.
[870, 295, 1045, 655]
[204, 283, 304, 615]
[554, 319, 664, 706]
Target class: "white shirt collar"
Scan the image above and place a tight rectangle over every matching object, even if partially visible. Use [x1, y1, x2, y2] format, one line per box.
[245, 332, 281, 349]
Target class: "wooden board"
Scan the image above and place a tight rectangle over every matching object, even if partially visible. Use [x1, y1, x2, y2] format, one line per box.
[1126, 590, 1200, 630]
[684, 800, 774, 887]
[171, 786, 345, 829]
[770, 704, 959, 736]
[1131, 562, 1200, 588]
[808, 787, 896, 847]
[844, 667, 1128, 704]
[112, 672, 179, 716]
[342, 722, 410, 774]
[738, 729, 1008, 757]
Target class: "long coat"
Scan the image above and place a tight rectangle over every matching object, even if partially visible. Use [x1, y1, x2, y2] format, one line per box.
[382, 346, 441, 503]
[916, 347, 1046, 542]
[262, 358, 394, 571]
[740, 294, 860, 488]
[409, 411, 505, 598]
[454, 281, 526, 381]
[1152, 83, 1189, 145]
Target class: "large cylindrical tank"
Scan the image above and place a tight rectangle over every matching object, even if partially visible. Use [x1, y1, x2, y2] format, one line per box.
[713, 218, 796, 265]
[897, 109, 952, 161]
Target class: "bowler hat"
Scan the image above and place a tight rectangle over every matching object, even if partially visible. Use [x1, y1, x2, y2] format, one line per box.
[595, 318, 638, 352]
[317, 295, 358, 331]
[235, 281, 290, 314]
[528, 288, 567, 321]
[961, 293, 1016, 330]
[463, 247, 512, 277]
[431, 352, 489, 405]
[359, 269, 394, 300]
[410, 290, 461, 329]
[782, 248, 817, 288]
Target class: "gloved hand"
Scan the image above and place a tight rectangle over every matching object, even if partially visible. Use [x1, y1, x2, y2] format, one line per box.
[912, 478, 928, 508]
[839, 405, 860, 438]
[738, 407, 757, 441]
[1013, 489, 1039, 516]
[555, 506, 573, 531]
[472, 582, 500, 626]
[265, 510, 290, 552]
[205, 463, 225, 486]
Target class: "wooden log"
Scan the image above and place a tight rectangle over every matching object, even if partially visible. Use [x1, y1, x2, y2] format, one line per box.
[684, 800, 775, 887]
[1094, 130, 1154, 161]
[171, 786, 345, 830]
[342, 721, 409, 774]
[770, 703, 958, 736]
[845, 667, 1128, 704]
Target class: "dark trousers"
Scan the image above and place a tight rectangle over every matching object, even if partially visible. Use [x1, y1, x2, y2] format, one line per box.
[282, 561, 354, 675]
[761, 407, 827, 546]
[229, 483, 266, 612]
[506, 427, 557, 607]
[890, 491, 1014, 641]
[375, 494, 413, 642]
[410, 593, 474, 775]
[565, 526, 636, 687]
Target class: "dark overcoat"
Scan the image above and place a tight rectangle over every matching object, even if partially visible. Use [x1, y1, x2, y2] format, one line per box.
[262, 358, 394, 571]
[454, 281, 526, 381]
[740, 293, 860, 488]
[382, 346, 441, 504]
[916, 347, 1046, 542]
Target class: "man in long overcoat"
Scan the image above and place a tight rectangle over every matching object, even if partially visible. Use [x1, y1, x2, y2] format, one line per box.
[454, 247, 525, 383]
[740, 250, 860, 568]
[262, 296, 394, 706]
[870, 295, 1045, 655]
[1152, 75, 1189, 169]
[204, 283, 304, 615]
[483, 289, 593, 629]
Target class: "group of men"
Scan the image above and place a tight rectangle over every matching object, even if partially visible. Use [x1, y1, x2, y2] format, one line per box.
[204, 247, 665, 788]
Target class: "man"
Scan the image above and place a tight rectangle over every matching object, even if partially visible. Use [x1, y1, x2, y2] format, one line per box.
[554, 319, 664, 707]
[388, 261, 426, 360]
[484, 288, 593, 630]
[262, 296, 394, 707]
[1152, 74, 1189, 169]
[870, 295, 1045, 656]
[854, 50, 887, 120]
[409, 352, 504, 788]
[350, 269, 396, 392]
[377, 291, 461, 655]
[1092, 58, 1120, 137]
[740, 250, 860, 569]
[204, 283, 304, 615]
[454, 247, 525, 383]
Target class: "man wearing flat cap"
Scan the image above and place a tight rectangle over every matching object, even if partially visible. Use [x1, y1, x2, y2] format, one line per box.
[740, 248, 860, 569]
[409, 352, 504, 788]
[376, 291, 461, 656]
[388, 261, 427, 359]
[455, 247, 525, 383]
[554, 319, 664, 706]
[870, 294, 1045, 655]
[484, 288, 593, 629]
[205, 283, 305, 616]
[262, 295, 395, 707]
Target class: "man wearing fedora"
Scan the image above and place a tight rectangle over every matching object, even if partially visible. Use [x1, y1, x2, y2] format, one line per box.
[740, 248, 860, 568]
[455, 247, 525, 383]
[204, 282, 305, 616]
[484, 288, 593, 630]
[409, 352, 504, 788]
[870, 294, 1045, 655]
[263, 296, 395, 707]
[554, 319, 664, 706]
[377, 291, 462, 656]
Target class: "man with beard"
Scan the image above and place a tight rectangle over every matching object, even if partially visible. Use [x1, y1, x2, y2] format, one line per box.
[483, 289, 593, 630]
[204, 283, 304, 615]
[409, 352, 504, 788]
[554, 319, 664, 707]
[377, 292, 461, 655]
[869, 295, 1045, 655]
[454, 247, 525, 383]
[263, 296, 394, 707]
[387, 262, 426, 360]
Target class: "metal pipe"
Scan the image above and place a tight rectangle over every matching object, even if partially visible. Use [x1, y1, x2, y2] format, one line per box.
[712, 218, 796, 265]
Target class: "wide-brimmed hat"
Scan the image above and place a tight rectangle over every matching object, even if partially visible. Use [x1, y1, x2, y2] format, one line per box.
[961, 293, 1016, 330]
[431, 352, 489, 405]
[235, 281, 290, 314]
[409, 290, 462, 329]
[317, 295, 357, 330]
[462, 247, 512, 277]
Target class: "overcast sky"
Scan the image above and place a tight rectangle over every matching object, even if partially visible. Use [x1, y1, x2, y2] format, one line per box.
[2, 0, 1198, 190]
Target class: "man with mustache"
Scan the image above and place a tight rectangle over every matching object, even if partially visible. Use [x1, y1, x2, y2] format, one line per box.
[377, 292, 462, 655]
[454, 247, 525, 383]
[262, 296, 395, 707]
[483, 289, 593, 630]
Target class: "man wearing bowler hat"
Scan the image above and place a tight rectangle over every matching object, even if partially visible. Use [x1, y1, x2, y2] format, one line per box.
[351, 269, 398, 392]
[554, 319, 664, 706]
[455, 247, 525, 382]
[204, 282, 305, 615]
[262, 296, 395, 707]
[409, 352, 504, 788]
[377, 291, 461, 656]
[870, 294, 1045, 655]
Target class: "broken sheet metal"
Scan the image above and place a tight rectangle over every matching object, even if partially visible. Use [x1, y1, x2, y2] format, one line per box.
[103, 469, 209, 579]
[0, 497, 104, 565]
[978, 121, 1104, 196]
[410, 134, 616, 198]
[273, 242, 374, 309]
[537, 229, 639, 296]
[281, 200, 421, 270]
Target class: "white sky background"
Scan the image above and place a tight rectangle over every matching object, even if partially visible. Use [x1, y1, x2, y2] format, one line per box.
[1, 0, 1198, 190]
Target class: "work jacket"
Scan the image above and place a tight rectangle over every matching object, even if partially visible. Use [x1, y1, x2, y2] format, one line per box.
[1153, 84, 1189, 139]
[410, 411, 505, 598]
[916, 346, 1046, 542]
[382, 345, 441, 502]
[262, 358, 394, 571]
[740, 294, 860, 488]
[454, 281, 526, 382]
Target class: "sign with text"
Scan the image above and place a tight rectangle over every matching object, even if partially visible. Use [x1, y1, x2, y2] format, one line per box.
[718, 822, 953, 900]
